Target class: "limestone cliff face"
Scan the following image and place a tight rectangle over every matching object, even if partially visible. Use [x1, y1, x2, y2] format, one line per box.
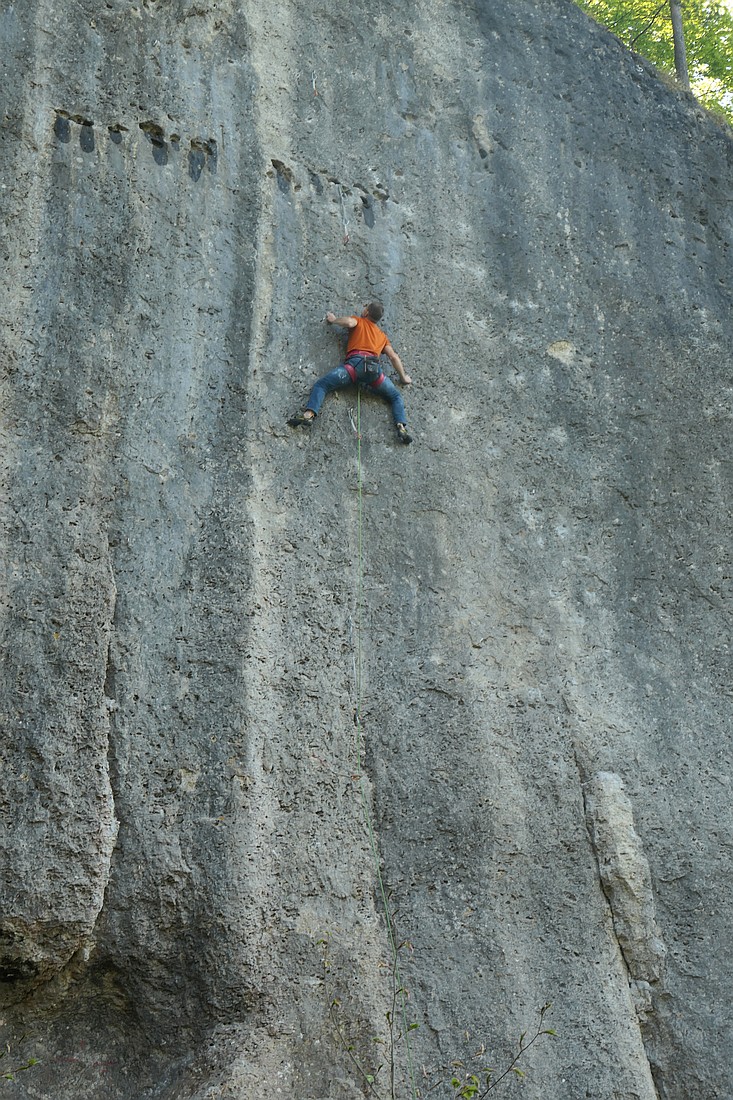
[1, 1, 731, 1097]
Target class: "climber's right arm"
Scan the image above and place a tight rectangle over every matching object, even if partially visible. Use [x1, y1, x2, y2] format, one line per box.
[326, 312, 357, 328]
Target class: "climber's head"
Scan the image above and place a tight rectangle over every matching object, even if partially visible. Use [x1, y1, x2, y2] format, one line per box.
[363, 302, 384, 322]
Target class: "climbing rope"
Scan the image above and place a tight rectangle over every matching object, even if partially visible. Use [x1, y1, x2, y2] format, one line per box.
[351, 390, 419, 1100]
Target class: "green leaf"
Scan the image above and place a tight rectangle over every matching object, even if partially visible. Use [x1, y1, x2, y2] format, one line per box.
[512, 1067, 526, 1078]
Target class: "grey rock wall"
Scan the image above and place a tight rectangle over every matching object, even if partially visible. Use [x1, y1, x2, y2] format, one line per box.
[0, 0, 731, 1097]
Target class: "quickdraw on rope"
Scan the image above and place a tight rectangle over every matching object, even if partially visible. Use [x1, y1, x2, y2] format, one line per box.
[339, 184, 350, 245]
[351, 391, 419, 1100]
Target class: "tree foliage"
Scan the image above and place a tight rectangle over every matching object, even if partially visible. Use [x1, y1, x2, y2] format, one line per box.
[574, 0, 733, 123]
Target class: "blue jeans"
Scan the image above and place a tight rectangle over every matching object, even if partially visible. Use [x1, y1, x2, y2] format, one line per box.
[306, 366, 407, 424]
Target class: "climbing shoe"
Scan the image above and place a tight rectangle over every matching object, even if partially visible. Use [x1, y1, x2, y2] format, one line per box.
[288, 412, 314, 428]
[396, 424, 413, 445]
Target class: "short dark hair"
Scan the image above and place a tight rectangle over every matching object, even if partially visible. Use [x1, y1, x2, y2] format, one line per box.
[366, 301, 384, 322]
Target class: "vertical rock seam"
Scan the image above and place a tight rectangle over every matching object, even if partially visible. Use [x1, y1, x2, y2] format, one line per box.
[0, 513, 120, 1004]
[97, 541, 121, 940]
[583, 771, 666, 1086]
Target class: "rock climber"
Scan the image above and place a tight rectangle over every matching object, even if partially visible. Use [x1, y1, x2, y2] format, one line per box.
[288, 303, 413, 444]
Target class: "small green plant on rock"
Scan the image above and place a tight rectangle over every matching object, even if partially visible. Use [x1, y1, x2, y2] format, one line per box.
[0, 1037, 40, 1082]
[317, 928, 419, 1099]
[316, 929, 556, 1099]
[448, 1003, 556, 1099]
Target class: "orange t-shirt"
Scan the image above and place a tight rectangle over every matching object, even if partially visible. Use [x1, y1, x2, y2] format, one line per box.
[346, 316, 390, 358]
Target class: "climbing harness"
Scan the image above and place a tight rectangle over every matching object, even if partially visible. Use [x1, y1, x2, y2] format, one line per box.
[344, 351, 385, 389]
[351, 391, 419, 1100]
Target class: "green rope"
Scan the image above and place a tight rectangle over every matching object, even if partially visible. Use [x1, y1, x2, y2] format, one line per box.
[353, 390, 419, 1100]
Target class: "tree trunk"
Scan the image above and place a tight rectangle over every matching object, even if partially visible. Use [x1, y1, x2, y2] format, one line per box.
[670, 0, 690, 88]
